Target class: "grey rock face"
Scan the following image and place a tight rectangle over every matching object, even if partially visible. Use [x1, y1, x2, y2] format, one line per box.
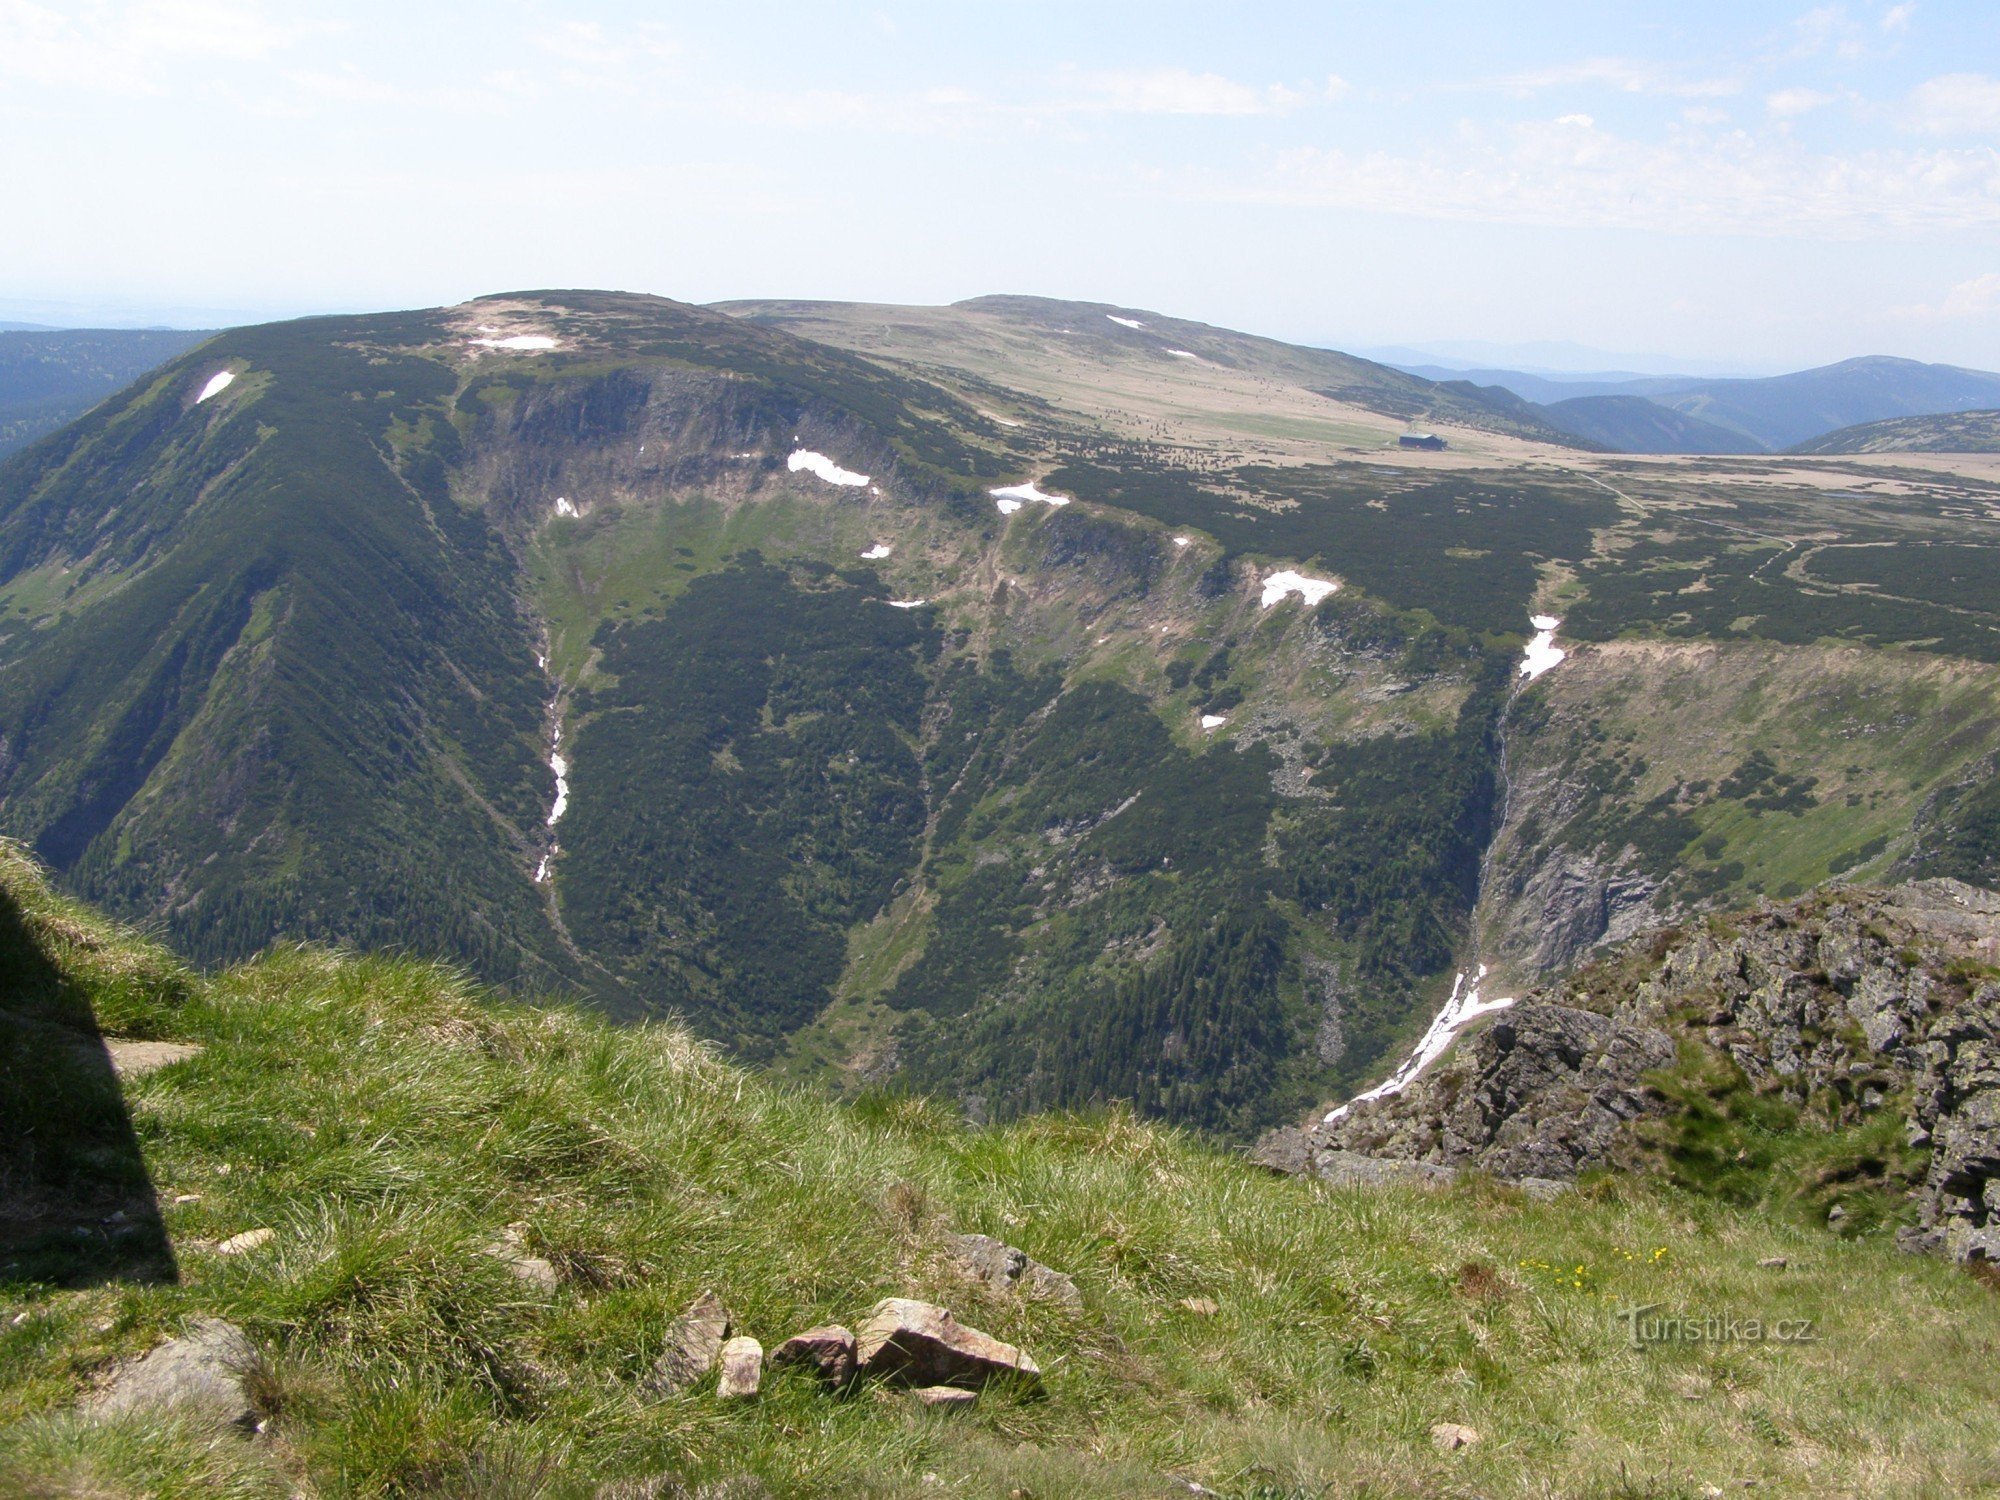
[90, 1317, 258, 1430]
[1300, 1002, 1674, 1184]
[946, 1232, 1082, 1308]
[1263, 880, 2000, 1262]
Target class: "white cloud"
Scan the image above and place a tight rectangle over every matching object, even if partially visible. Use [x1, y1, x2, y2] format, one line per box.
[1492, 56, 1739, 99]
[1071, 67, 1320, 116]
[0, 0, 300, 91]
[1893, 271, 2000, 321]
[1881, 3, 1917, 33]
[1186, 116, 2000, 238]
[1768, 87, 1836, 118]
[1908, 73, 2000, 135]
[1791, 5, 1870, 60]
[1941, 271, 2000, 315]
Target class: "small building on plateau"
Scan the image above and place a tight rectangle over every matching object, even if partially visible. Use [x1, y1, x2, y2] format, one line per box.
[1399, 432, 1447, 451]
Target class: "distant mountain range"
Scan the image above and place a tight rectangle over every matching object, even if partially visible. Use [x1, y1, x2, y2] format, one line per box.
[0, 328, 215, 456]
[1399, 354, 2000, 454]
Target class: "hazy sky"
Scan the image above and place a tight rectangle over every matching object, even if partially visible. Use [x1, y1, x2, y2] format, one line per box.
[5, 1, 1998, 369]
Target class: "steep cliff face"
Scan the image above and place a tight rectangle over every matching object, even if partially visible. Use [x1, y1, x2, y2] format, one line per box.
[1260, 879, 2000, 1262]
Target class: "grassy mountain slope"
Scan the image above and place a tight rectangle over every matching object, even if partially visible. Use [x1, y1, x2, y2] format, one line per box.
[718, 296, 1586, 453]
[1538, 393, 1767, 454]
[1793, 408, 2000, 455]
[7, 843, 2000, 1499]
[0, 331, 213, 458]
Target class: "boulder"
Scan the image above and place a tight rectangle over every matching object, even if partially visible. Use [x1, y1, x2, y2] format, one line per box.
[716, 1336, 762, 1399]
[653, 1291, 731, 1393]
[90, 1318, 258, 1430]
[854, 1298, 1040, 1391]
[913, 1385, 977, 1410]
[770, 1324, 856, 1388]
[214, 1227, 275, 1256]
[1430, 1422, 1481, 1452]
[946, 1232, 1082, 1308]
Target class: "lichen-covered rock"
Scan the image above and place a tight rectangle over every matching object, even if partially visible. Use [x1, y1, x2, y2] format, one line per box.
[854, 1298, 1040, 1390]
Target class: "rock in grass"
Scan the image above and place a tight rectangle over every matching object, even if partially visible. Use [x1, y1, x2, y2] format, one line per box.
[716, 1336, 762, 1399]
[1431, 1422, 1481, 1452]
[653, 1291, 731, 1393]
[770, 1324, 856, 1388]
[914, 1385, 977, 1410]
[89, 1318, 258, 1430]
[214, 1227, 275, 1255]
[483, 1223, 560, 1291]
[947, 1232, 1082, 1308]
[1177, 1296, 1219, 1317]
[1759, 1256, 1789, 1270]
[854, 1298, 1040, 1391]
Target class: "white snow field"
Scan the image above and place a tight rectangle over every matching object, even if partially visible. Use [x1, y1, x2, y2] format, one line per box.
[1519, 615, 1565, 679]
[554, 497, 578, 518]
[195, 370, 235, 403]
[787, 449, 870, 487]
[1200, 714, 1228, 730]
[989, 481, 1072, 511]
[1259, 570, 1341, 609]
[860, 544, 892, 559]
[469, 334, 558, 351]
[1106, 315, 1146, 329]
[886, 599, 927, 609]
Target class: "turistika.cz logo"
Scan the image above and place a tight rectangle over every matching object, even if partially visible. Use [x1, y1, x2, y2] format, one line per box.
[1612, 1303, 1820, 1349]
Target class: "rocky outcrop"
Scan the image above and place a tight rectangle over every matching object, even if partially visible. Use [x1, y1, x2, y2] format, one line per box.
[1262, 879, 2000, 1263]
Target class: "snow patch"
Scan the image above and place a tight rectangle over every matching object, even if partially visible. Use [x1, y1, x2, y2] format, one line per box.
[1173, 535, 1191, 548]
[1519, 614, 1565, 680]
[195, 369, 235, 403]
[788, 449, 870, 487]
[886, 599, 927, 609]
[1200, 714, 1228, 730]
[1260, 570, 1341, 609]
[554, 497, 578, 518]
[1321, 966, 1515, 1123]
[1166, 349, 1199, 360]
[860, 543, 892, 559]
[469, 334, 557, 351]
[990, 481, 1071, 510]
[1106, 315, 1146, 329]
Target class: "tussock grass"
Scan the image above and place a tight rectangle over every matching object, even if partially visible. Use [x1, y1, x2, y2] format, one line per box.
[4, 849, 2000, 1496]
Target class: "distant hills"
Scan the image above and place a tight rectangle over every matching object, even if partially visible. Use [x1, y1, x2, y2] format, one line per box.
[1396, 353, 2000, 454]
[0, 328, 214, 456]
[1795, 408, 2000, 455]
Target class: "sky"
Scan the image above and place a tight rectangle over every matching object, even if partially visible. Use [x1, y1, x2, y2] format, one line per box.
[3, 0, 1999, 371]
